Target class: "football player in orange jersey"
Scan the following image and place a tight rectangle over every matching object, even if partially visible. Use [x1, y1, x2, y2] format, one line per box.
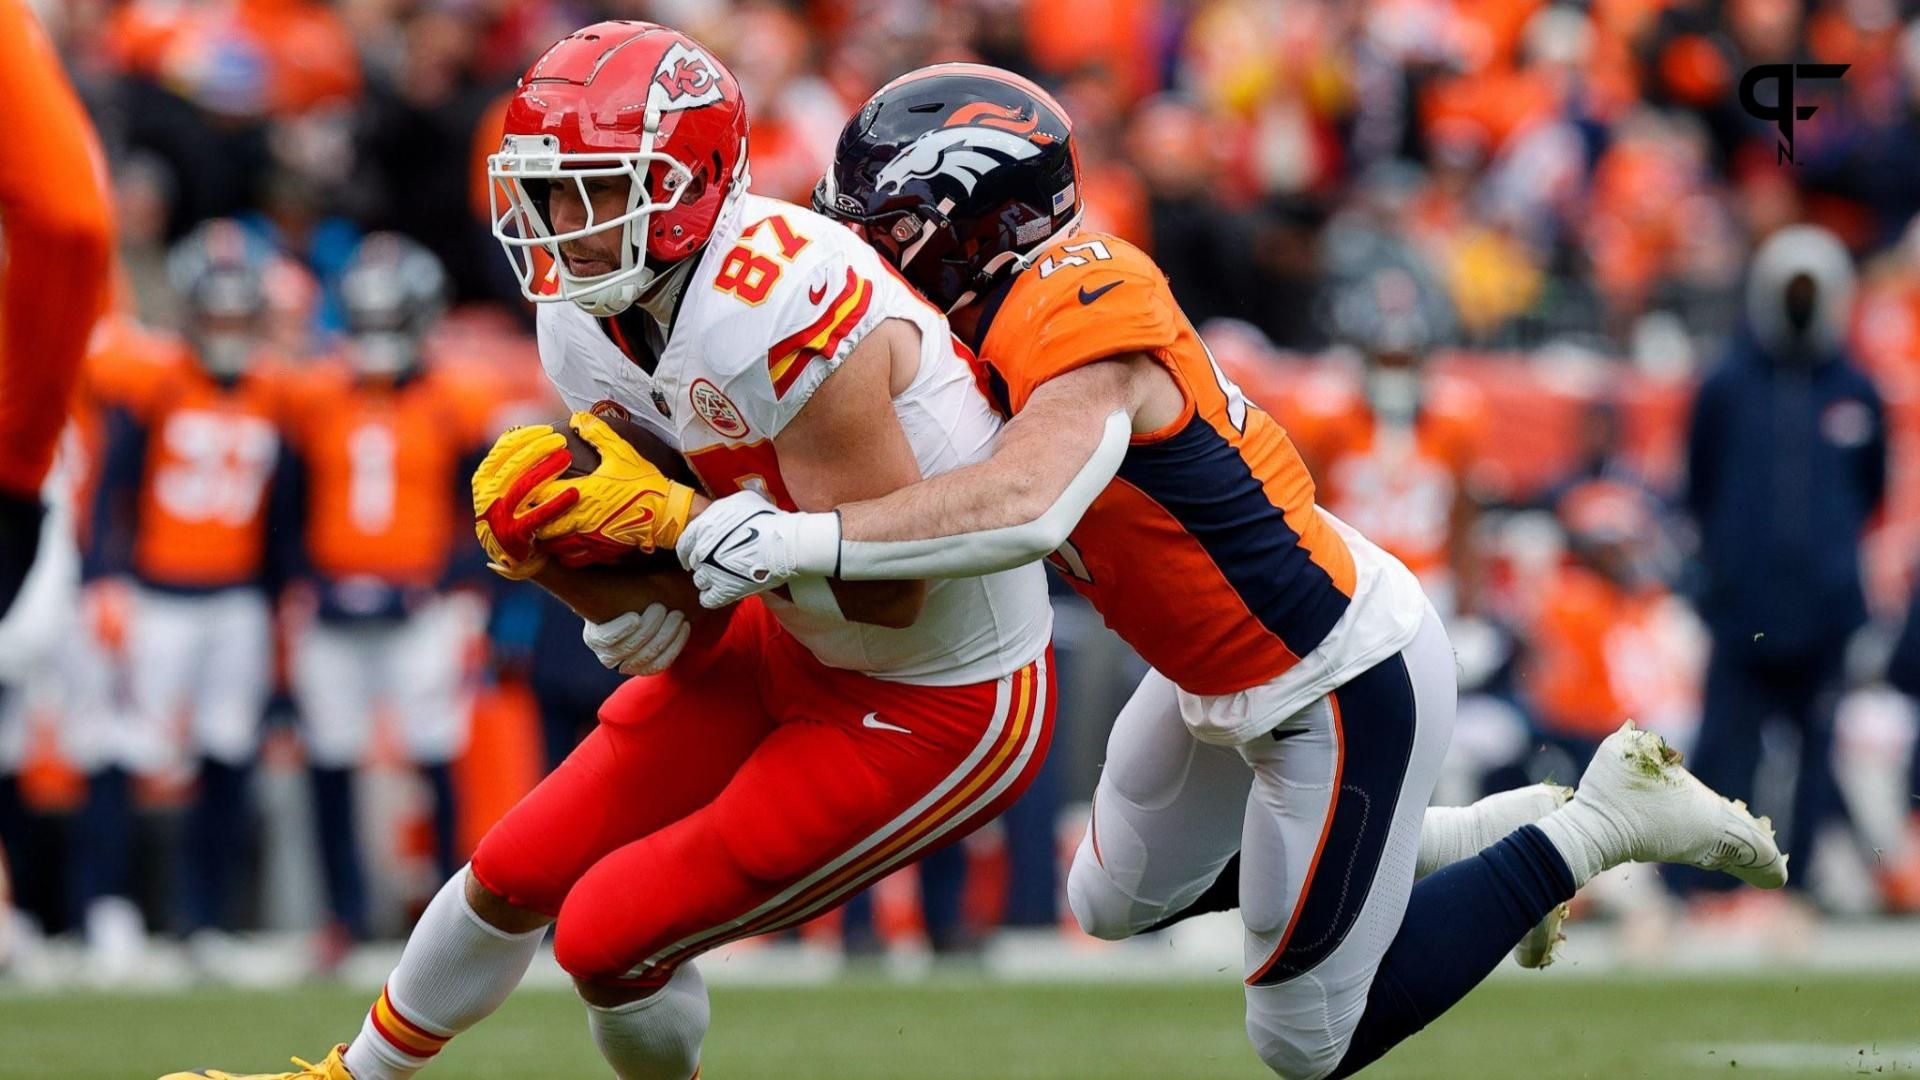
[0, 0, 114, 619]
[90, 220, 291, 950]
[675, 67, 1786, 1078]
[54, 315, 184, 982]
[280, 235, 492, 961]
[1286, 275, 1486, 620]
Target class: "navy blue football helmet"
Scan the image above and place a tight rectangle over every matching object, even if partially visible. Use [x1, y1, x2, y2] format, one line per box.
[814, 64, 1080, 312]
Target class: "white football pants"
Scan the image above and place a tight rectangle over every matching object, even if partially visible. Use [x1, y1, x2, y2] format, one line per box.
[1067, 605, 1455, 1080]
[292, 595, 476, 768]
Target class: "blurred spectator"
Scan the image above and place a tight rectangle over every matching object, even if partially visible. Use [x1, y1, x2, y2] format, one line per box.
[1678, 225, 1886, 904]
[489, 586, 628, 775]
[1522, 482, 1702, 772]
[352, 3, 515, 306]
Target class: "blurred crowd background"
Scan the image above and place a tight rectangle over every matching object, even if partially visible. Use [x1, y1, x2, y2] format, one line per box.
[5, 0, 1920, 985]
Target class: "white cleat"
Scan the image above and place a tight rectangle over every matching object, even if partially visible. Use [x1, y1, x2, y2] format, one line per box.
[1571, 721, 1788, 890]
[1510, 783, 1575, 969]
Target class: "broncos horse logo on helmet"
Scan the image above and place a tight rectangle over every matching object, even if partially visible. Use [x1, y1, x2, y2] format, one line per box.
[815, 64, 1079, 313]
[873, 125, 1045, 198]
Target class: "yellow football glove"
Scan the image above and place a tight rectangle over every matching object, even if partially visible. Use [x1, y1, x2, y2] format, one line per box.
[534, 410, 697, 566]
[472, 424, 579, 580]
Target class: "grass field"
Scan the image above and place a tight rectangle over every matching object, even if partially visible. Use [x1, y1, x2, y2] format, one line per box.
[3, 974, 1916, 1079]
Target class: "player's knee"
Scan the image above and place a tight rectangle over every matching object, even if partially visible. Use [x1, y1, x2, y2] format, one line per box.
[1065, 855, 1139, 941]
[573, 973, 660, 1009]
[469, 830, 570, 922]
[463, 869, 553, 936]
[552, 874, 648, 984]
[551, 906, 622, 982]
[1246, 1015, 1343, 1080]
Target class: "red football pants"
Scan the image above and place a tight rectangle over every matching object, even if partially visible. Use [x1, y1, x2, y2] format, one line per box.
[471, 599, 1054, 986]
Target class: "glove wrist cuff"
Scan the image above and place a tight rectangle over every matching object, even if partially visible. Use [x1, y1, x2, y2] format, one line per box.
[653, 482, 699, 549]
[791, 512, 842, 577]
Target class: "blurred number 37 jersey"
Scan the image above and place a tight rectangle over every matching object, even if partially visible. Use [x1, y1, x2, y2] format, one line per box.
[972, 232, 1426, 743]
[537, 193, 1051, 686]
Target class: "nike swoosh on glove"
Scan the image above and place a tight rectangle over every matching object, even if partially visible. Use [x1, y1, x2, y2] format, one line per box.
[676, 489, 796, 609]
[582, 603, 691, 676]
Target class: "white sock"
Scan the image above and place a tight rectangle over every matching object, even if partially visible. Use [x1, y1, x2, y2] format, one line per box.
[1414, 805, 1483, 879]
[587, 963, 710, 1080]
[1415, 785, 1567, 879]
[344, 868, 547, 1080]
[1535, 799, 1629, 889]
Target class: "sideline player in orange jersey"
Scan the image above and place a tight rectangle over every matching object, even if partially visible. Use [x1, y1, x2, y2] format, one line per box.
[279, 235, 493, 953]
[1284, 288, 1487, 620]
[91, 220, 291, 946]
[673, 67, 1786, 1078]
[0, 0, 114, 618]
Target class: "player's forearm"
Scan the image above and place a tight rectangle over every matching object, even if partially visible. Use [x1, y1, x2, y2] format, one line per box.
[786, 408, 1131, 580]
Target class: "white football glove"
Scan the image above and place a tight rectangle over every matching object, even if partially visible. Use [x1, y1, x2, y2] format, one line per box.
[582, 603, 691, 676]
[677, 489, 801, 609]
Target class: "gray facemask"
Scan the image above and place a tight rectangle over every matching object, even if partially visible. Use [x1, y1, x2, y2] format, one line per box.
[198, 333, 254, 379]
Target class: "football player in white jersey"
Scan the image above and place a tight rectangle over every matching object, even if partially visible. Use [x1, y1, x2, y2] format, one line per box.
[158, 23, 1052, 1080]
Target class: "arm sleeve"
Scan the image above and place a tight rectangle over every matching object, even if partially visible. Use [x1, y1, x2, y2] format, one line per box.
[263, 439, 309, 596]
[789, 410, 1133, 579]
[536, 304, 608, 414]
[443, 444, 493, 587]
[83, 407, 145, 581]
[0, 2, 113, 496]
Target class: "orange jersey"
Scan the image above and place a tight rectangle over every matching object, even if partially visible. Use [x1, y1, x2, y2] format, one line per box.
[0, 0, 113, 495]
[284, 364, 492, 586]
[70, 317, 187, 550]
[1526, 564, 1696, 739]
[1286, 379, 1485, 585]
[121, 360, 286, 588]
[973, 233, 1357, 696]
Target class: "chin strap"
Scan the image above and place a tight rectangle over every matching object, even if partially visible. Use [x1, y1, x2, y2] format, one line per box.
[636, 258, 695, 329]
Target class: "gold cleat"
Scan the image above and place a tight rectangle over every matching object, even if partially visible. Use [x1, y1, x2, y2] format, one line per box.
[157, 1045, 353, 1080]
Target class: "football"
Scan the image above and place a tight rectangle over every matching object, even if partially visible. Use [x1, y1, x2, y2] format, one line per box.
[556, 408, 697, 571]
[559, 408, 700, 487]
[536, 409, 728, 643]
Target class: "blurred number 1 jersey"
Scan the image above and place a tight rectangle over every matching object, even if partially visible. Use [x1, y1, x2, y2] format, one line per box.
[970, 232, 1426, 743]
[284, 363, 490, 611]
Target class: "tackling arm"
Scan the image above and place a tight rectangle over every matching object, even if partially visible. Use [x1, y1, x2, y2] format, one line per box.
[819, 359, 1139, 579]
[680, 353, 1159, 607]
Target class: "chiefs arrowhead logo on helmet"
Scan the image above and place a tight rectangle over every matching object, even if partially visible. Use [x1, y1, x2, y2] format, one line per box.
[648, 41, 725, 113]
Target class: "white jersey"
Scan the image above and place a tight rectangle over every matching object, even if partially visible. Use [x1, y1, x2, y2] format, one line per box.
[537, 192, 1051, 686]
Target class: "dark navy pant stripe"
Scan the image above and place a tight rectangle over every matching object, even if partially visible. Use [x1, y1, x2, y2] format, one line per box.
[1251, 650, 1418, 987]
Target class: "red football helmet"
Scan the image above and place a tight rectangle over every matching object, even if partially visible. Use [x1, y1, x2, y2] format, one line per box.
[489, 21, 750, 317]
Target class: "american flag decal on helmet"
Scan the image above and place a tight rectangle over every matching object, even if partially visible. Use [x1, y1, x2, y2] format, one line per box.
[767, 267, 872, 399]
